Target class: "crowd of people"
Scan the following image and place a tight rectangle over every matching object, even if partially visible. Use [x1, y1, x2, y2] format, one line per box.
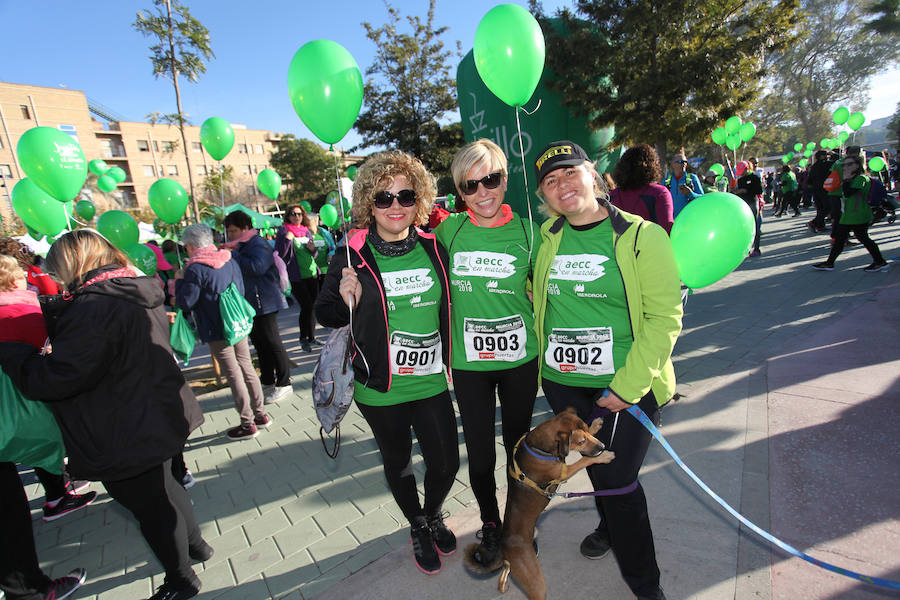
[1, 135, 895, 600]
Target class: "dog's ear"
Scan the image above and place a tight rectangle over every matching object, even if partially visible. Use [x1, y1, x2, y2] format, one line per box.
[588, 417, 603, 435]
[556, 431, 570, 459]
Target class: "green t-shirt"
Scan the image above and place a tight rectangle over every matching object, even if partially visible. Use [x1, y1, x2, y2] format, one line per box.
[293, 236, 317, 279]
[780, 171, 797, 193]
[354, 243, 448, 406]
[311, 231, 329, 271]
[435, 211, 540, 371]
[541, 219, 633, 388]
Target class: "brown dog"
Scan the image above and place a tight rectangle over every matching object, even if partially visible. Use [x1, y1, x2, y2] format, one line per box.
[463, 407, 615, 600]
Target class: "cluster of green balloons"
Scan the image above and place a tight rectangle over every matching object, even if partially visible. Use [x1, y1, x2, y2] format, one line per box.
[200, 117, 235, 160]
[473, 4, 545, 107]
[148, 178, 189, 224]
[256, 169, 282, 200]
[287, 40, 363, 145]
[670, 192, 756, 289]
[88, 159, 127, 194]
[833, 106, 866, 131]
[711, 117, 756, 150]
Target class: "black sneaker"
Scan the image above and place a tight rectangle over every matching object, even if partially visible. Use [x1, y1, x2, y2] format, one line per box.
[812, 262, 834, 271]
[427, 512, 456, 555]
[580, 527, 611, 559]
[637, 586, 668, 600]
[146, 574, 201, 600]
[188, 539, 214, 562]
[473, 521, 502, 568]
[864, 261, 889, 273]
[44, 567, 86, 600]
[43, 491, 97, 522]
[301, 339, 311, 352]
[410, 517, 441, 574]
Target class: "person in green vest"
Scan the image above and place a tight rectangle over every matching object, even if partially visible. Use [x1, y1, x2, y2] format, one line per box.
[303, 211, 336, 289]
[531, 141, 683, 600]
[775, 164, 800, 217]
[315, 151, 459, 576]
[433, 139, 541, 568]
[813, 155, 888, 272]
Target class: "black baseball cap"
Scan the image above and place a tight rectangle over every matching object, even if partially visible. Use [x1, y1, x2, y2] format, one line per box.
[535, 140, 590, 184]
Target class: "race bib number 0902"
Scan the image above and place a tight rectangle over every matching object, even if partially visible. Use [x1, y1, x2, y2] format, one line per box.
[463, 315, 527, 362]
[544, 327, 614, 376]
[390, 330, 443, 376]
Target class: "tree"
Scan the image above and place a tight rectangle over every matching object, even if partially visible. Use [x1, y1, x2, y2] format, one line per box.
[134, 0, 213, 222]
[201, 165, 236, 203]
[268, 136, 334, 207]
[534, 0, 800, 160]
[355, 0, 464, 178]
[888, 101, 900, 152]
[756, 0, 900, 144]
[863, 0, 900, 36]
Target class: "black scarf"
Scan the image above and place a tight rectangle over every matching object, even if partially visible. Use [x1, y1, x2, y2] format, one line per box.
[368, 225, 418, 257]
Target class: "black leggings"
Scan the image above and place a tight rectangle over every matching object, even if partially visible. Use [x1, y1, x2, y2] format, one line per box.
[357, 390, 460, 523]
[542, 379, 662, 597]
[452, 357, 538, 524]
[34, 467, 67, 501]
[102, 460, 201, 587]
[291, 278, 319, 341]
[826, 223, 884, 265]
[248, 311, 291, 387]
[1, 462, 52, 600]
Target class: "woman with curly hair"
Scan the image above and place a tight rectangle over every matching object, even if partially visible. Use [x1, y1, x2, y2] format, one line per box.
[315, 151, 459, 575]
[610, 144, 674, 234]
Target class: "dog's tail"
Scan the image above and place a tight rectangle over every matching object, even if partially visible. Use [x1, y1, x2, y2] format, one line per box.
[462, 542, 505, 577]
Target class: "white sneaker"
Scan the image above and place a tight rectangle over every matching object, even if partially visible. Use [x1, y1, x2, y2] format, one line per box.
[271, 385, 293, 402]
[181, 470, 196, 489]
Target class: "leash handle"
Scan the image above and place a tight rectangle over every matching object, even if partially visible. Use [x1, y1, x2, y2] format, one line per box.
[625, 405, 900, 591]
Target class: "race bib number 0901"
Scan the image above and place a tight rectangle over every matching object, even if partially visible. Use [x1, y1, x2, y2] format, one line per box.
[544, 327, 614, 376]
[390, 330, 443, 376]
[463, 315, 527, 362]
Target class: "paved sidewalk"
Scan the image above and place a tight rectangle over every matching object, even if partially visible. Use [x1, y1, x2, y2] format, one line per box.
[22, 211, 900, 599]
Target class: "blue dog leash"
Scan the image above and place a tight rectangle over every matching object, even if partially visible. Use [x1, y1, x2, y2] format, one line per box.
[624, 404, 900, 591]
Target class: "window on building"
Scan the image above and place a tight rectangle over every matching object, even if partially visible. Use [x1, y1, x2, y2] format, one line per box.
[137, 140, 150, 152]
[58, 125, 79, 143]
[246, 185, 256, 195]
[99, 139, 114, 158]
[197, 165, 208, 176]
[153, 141, 159, 152]
[254, 144, 264, 155]
[0, 164, 12, 178]
[192, 142, 202, 152]
[142, 165, 156, 177]
[0, 135, 3, 149]
[20, 105, 31, 119]
[167, 165, 178, 176]
[162, 141, 176, 153]
[252, 165, 259, 174]
[237, 144, 248, 154]
[241, 165, 251, 175]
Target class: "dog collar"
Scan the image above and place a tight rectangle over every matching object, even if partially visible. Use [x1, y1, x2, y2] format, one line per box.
[508, 434, 569, 499]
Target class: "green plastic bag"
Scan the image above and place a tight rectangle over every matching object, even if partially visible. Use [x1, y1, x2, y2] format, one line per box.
[0, 371, 65, 474]
[169, 308, 197, 365]
[220, 282, 256, 346]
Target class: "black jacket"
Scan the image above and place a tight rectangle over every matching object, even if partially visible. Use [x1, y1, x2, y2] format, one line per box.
[0, 265, 203, 481]
[315, 229, 451, 394]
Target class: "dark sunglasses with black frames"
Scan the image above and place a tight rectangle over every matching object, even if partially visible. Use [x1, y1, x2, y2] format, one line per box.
[459, 171, 503, 195]
[373, 189, 417, 209]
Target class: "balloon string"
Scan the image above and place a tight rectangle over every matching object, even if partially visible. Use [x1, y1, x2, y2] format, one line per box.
[520, 98, 542, 116]
[219, 162, 226, 234]
[331, 151, 351, 270]
[514, 105, 535, 268]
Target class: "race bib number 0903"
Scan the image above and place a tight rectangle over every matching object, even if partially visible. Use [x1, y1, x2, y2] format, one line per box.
[544, 327, 614, 376]
[390, 330, 443, 376]
[463, 315, 527, 362]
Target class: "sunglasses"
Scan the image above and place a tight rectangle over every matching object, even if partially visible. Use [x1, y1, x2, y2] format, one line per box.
[373, 189, 417, 209]
[289, 211, 303, 216]
[459, 172, 503, 195]
[675, 160, 688, 165]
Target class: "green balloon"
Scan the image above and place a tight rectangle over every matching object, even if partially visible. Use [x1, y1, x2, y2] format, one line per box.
[838, 130, 850, 143]
[820, 138, 831, 149]
[711, 127, 727, 145]
[319, 203, 338, 228]
[803, 150, 813, 158]
[724, 116, 742, 135]
[16, 126, 87, 202]
[709, 163, 725, 177]
[148, 178, 189, 224]
[793, 143, 803, 152]
[326, 190, 340, 205]
[473, 4, 545, 107]
[299, 200, 312, 212]
[671, 192, 755, 289]
[846, 112, 865, 131]
[287, 39, 363, 144]
[107, 166, 127, 183]
[97, 174, 117, 193]
[739, 122, 756, 143]
[347, 165, 358, 181]
[256, 169, 282, 200]
[832, 106, 850, 125]
[12, 179, 72, 237]
[75, 199, 95, 220]
[446, 192, 455, 207]
[868, 156, 885, 172]
[725, 132, 741, 150]
[97, 210, 139, 248]
[798, 159, 808, 168]
[25, 224, 44, 241]
[200, 117, 235, 160]
[123, 243, 157, 276]
[806, 142, 816, 150]
[88, 159, 109, 176]
[782, 155, 791, 164]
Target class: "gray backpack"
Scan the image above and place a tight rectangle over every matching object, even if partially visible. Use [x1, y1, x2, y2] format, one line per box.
[312, 325, 356, 458]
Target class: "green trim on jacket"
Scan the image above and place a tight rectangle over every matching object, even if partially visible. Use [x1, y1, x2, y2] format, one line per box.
[532, 198, 683, 405]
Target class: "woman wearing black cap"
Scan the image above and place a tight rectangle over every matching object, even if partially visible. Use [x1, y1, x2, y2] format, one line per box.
[531, 141, 683, 600]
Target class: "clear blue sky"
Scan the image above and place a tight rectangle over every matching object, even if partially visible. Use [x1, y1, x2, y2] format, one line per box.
[3, 0, 897, 152]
